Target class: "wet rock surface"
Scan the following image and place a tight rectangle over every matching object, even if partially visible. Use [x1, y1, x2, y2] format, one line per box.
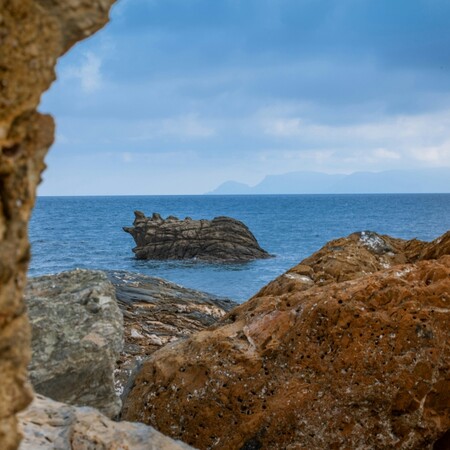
[18, 395, 193, 450]
[26, 270, 123, 418]
[107, 270, 237, 405]
[124, 211, 271, 262]
[122, 231, 450, 449]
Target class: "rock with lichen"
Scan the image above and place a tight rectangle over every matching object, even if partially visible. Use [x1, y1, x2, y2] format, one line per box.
[26, 270, 123, 418]
[122, 231, 450, 449]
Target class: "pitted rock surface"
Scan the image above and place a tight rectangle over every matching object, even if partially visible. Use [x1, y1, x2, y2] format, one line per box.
[26, 270, 123, 418]
[107, 270, 237, 405]
[257, 230, 450, 297]
[122, 231, 450, 449]
[18, 395, 193, 450]
[124, 211, 271, 262]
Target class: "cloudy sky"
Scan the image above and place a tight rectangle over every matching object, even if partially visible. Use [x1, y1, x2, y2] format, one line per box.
[39, 0, 450, 195]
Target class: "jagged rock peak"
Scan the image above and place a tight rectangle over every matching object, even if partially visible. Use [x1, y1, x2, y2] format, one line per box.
[124, 211, 271, 262]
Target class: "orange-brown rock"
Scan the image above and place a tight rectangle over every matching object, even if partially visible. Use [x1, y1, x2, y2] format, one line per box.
[123, 232, 450, 449]
[0, 1, 115, 448]
[107, 270, 236, 405]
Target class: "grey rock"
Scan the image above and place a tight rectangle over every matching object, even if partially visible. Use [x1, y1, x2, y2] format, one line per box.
[26, 270, 123, 418]
[18, 394, 193, 450]
[124, 211, 271, 262]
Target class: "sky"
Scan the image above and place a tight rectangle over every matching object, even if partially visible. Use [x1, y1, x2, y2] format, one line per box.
[39, 0, 450, 195]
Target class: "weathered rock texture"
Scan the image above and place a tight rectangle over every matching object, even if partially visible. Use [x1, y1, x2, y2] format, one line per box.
[124, 211, 271, 262]
[107, 270, 237, 406]
[18, 394, 193, 450]
[0, 1, 115, 448]
[123, 231, 450, 449]
[26, 269, 123, 418]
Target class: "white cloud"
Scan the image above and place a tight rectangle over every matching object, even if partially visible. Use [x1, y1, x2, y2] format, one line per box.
[410, 145, 450, 165]
[121, 152, 133, 163]
[261, 112, 450, 144]
[160, 114, 215, 138]
[373, 149, 400, 160]
[131, 114, 215, 141]
[62, 52, 103, 93]
[55, 133, 69, 144]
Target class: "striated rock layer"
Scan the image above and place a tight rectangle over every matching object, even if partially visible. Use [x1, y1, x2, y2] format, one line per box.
[18, 395, 193, 450]
[26, 270, 123, 418]
[107, 270, 237, 405]
[123, 231, 450, 449]
[124, 211, 271, 262]
[0, 0, 115, 448]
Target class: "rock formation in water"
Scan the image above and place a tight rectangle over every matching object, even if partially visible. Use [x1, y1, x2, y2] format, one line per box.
[122, 231, 450, 449]
[124, 211, 271, 262]
[0, 1, 116, 448]
[18, 395, 193, 450]
[107, 270, 237, 404]
[26, 270, 123, 418]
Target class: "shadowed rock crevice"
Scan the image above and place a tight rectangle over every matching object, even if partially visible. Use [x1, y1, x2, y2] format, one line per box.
[124, 211, 271, 262]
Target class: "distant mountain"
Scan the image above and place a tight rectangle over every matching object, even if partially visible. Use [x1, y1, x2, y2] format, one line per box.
[208, 168, 450, 194]
[209, 181, 253, 195]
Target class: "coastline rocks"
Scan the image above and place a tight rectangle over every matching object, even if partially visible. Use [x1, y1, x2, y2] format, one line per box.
[123, 211, 271, 262]
[257, 230, 450, 297]
[18, 395, 193, 450]
[26, 270, 123, 418]
[122, 232, 450, 449]
[107, 271, 237, 404]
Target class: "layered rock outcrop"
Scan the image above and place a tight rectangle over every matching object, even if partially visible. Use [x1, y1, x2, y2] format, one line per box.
[124, 211, 271, 262]
[107, 270, 236, 403]
[26, 270, 123, 418]
[18, 395, 193, 450]
[122, 231, 450, 449]
[26, 268, 237, 416]
[0, 1, 115, 448]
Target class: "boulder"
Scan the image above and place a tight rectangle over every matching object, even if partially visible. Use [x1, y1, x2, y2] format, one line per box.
[107, 270, 237, 404]
[18, 395, 193, 450]
[122, 231, 450, 449]
[26, 270, 123, 418]
[123, 211, 271, 262]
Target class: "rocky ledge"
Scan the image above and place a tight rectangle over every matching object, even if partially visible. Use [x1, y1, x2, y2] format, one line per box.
[122, 231, 450, 449]
[18, 395, 192, 450]
[123, 211, 271, 262]
[107, 270, 237, 404]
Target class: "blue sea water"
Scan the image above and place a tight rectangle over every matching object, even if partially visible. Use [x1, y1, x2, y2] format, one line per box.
[29, 194, 450, 302]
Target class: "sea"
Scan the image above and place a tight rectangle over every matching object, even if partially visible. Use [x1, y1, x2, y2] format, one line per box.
[29, 194, 450, 302]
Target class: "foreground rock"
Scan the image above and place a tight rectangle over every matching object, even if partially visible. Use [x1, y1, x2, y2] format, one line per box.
[258, 230, 450, 296]
[122, 231, 450, 449]
[108, 271, 237, 404]
[26, 270, 123, 418]
[1, 1, 116, 448]
[124, 211, 271, 262]
[18, 395, 192, 450]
